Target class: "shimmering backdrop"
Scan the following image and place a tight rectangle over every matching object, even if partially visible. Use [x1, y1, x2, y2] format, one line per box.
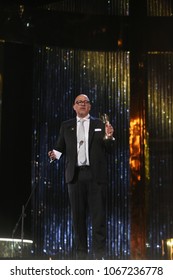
[30, 0, 173, 260]
[31, 48, 130, 259]
[147, 53, 173, 259]
[31, 49, 173, 260]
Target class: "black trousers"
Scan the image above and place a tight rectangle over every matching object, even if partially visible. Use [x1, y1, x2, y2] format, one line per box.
[68, 166, 106, 259]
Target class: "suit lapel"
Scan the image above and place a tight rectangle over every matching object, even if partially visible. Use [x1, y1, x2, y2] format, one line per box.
[89, 117, 96, 145]
[69, 119, 77, 143]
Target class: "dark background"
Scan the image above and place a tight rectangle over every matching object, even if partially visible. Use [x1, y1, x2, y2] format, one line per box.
[0, 42, 33, 239]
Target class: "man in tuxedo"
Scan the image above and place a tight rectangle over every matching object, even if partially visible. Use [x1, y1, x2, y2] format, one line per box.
[48, 94, 115, 259]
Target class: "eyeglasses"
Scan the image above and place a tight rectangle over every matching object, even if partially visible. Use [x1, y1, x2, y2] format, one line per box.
[75, 100, 90, 105]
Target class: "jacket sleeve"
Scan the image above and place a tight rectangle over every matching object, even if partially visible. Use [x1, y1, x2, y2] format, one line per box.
[54, 122, 66, 155]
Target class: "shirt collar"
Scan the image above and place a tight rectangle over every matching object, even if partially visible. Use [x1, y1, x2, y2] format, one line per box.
[77, 114, 90, 122]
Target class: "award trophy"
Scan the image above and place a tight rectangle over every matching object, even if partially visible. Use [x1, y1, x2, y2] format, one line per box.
[100, 113, 115, 140]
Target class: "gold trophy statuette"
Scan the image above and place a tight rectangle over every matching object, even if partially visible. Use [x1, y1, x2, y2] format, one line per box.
[100, 113, 115, 140]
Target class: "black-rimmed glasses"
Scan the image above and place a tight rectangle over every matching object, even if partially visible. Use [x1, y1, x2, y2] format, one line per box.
[75, 100, 90, 105]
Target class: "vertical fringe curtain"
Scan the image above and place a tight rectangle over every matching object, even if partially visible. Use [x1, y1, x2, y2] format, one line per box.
[147, 0, 172, 16]
[31, 47, 130, 259]
[147, 52, 173, 259]
[30, 0, 173, 260]
[43, 0, 129, 16]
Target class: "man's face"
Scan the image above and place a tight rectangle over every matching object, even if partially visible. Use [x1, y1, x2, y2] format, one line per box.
[73, 94, 91, 118]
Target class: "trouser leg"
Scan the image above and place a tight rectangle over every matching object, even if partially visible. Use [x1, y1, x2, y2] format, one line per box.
[88, 182, 106, 259]
[68, 181, 88, 259]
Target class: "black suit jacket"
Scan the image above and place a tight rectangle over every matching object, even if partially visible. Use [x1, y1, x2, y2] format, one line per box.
[54, 116, 115, 183]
